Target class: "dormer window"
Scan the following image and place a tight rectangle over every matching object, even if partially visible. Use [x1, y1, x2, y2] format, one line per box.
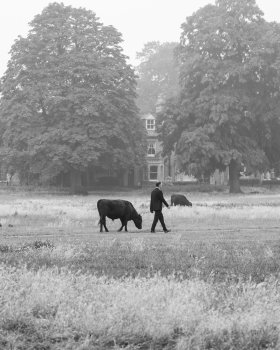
[146, 119, 155, 130]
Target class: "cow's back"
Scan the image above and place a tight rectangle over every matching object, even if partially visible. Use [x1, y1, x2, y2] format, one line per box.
[171, 194, 190, 206]
[97, 199, 131, 219]
[171, 194, 186, 204]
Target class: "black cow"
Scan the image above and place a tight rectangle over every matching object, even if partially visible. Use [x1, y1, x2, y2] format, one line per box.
[97, 199, 142, 232]
[171, 194, 192, 207]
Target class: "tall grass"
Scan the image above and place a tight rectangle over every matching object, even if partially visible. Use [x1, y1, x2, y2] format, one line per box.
[1, 192, 280, 348]
[0, 265, 280, 349]
[1, 239, 280, 282]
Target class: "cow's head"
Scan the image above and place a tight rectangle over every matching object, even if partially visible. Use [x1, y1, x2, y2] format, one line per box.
[133, 214, 142, 229]
[187, 201, 192, 207]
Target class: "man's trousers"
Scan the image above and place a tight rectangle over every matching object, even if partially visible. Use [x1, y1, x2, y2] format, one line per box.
[151, 210, 167, 231]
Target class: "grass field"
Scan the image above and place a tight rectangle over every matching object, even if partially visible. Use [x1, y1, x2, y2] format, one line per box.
[1, 188, 280, 349]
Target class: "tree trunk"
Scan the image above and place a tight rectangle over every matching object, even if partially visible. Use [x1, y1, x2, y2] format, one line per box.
[70, 169, 82, 194]
[86, 169, 90, 188]
[229, 159, 242, 193]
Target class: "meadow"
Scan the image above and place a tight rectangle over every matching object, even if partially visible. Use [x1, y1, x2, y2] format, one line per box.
[1, 187, 280, 349]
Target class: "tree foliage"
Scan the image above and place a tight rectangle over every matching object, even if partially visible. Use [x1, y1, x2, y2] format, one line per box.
[135, 41, 180, 114]
[158, 0, 280, 192]
[0, 2, 146, 185]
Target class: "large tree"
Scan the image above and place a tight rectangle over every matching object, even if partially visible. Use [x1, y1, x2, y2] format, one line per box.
[0, 2, 146, 190]
[158, 0, 280, 192]
[135, 41, 179, 114]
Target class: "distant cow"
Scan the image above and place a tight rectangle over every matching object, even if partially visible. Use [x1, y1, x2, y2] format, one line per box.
[171, 194, 192, 207]
[97, 199, 142, 232]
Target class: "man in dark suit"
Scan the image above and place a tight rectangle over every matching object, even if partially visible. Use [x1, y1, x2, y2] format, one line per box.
[150, 181, 171, 233]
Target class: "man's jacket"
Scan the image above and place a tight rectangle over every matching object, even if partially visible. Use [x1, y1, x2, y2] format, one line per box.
[150, 188, 169, 212]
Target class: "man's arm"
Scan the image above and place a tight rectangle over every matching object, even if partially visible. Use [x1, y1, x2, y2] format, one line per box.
[159, 191, 169, 208]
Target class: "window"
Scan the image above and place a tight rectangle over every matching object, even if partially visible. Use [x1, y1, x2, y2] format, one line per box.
[147, 142, 156, 157]
[149, 165, 158, 180]
[146, 119, 155, 130]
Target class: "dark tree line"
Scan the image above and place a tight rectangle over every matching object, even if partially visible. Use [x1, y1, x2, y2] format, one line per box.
[156, 0, 280, 192]
[0, 2, 146, 191]
[2, 0, 280, 193]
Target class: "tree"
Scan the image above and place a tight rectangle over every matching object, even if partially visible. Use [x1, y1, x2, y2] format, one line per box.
[135, 41, 180, 114]
[0, 2, 146, 191]
[158, 0, 280, 192]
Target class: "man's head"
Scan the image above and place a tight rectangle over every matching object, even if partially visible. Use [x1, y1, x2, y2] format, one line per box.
[156, 181, 162, 189]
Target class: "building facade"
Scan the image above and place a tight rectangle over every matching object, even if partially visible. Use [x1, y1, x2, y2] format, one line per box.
[141, 113, 178, 183]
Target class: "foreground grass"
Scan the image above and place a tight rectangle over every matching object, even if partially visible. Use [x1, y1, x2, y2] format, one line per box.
[0, 264, 280, 350]
[1, 191, 280, 348]
[0, 240, 280, 349]
[1, 239, 280, 282]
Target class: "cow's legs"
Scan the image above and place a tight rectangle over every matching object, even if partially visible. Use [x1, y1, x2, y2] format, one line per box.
[123, 219, 128, 232]
[124, 222, 128, 232]
[118, 218, 128, 232]
[103, 217, 109, 232]
[99, 217, 103, 232]
[100, 216, 109, 232]
[118, 219, 125, 232]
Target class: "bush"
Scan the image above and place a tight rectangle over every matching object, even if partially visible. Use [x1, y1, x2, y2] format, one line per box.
[240, 178, 261, 186]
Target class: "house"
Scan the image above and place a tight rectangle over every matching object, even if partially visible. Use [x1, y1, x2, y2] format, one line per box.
[141, 113, 178, 183]
[85, 112, 178, 187]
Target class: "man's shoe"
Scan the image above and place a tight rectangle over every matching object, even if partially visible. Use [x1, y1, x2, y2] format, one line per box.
[164, 229, 171, 233]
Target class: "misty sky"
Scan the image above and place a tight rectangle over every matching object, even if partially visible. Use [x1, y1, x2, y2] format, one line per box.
[0, 0, 280, 76]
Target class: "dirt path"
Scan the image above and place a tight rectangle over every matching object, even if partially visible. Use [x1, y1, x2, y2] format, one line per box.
[1, 222, 280, 245]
